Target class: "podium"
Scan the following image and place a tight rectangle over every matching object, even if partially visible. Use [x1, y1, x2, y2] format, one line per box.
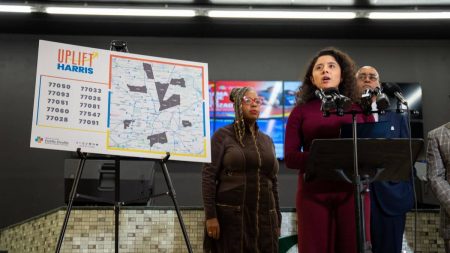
[306, 138, 423, 182]
[305, 138, 423, 253]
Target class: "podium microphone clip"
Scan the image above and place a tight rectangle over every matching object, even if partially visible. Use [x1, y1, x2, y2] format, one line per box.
[315, 89, 335, 117]
[315, 88, 351, 117]
[360, 87, 390, 115]
[382, 82, 408, 107]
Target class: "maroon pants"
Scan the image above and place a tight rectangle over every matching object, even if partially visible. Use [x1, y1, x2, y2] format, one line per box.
[296, 177, 371, 253]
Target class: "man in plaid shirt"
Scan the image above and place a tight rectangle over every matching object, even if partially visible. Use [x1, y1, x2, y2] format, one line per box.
[427, 122, 450, 252]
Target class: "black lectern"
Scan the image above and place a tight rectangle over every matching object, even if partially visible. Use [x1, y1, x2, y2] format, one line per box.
[306, 138, 423, 183]
[305, 138, 423, 253]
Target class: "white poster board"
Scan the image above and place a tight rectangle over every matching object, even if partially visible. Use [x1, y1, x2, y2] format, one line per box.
[30, 40, 210, 163]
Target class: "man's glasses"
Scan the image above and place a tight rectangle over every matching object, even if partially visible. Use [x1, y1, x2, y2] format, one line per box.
[357, 73, 379, 81]
[242, 96, 262, 105]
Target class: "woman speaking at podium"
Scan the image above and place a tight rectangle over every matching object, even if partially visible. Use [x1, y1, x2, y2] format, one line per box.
[202, 87, 281, 253]
[284, 47, 373, 253]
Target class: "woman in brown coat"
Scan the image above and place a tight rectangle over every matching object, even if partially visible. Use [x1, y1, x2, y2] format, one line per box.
[202, 87, 281, 253]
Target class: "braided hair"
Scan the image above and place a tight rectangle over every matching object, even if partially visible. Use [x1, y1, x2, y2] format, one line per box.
[229, 87, 262, 167]
[229, 87, 250, 147]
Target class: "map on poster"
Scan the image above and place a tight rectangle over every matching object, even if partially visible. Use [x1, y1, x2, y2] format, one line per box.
[30, 40, 210, 163]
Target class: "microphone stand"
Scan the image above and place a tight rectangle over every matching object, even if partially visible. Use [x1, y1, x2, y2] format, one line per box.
[322, 106, 372, 253]
[321, 86, 407, 252]
[349, 109, 371, 253]
[319, 89, 395, 252]
[342, 108, 404, 253]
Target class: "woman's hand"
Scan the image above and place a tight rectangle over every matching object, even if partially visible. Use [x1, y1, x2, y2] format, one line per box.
[206, 218, 220, 240]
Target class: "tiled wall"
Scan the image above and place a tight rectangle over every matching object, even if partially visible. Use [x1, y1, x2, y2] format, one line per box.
[403, 211, 445, 253]
[0, 207, 444, 253]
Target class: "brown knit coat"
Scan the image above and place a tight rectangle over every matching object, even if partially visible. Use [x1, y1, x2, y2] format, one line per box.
[202, 124, 281, 253]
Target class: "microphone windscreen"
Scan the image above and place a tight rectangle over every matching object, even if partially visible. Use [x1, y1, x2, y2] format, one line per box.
[382, 82, 402, 96]
[361, 89, 372, 99]
[314, 89, 322, 99]
[376, 93, 390, 110]
[339, 95, 352, 111]
[360, 90, 373, 114]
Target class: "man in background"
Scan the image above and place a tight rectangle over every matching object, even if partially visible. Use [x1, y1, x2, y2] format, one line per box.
[356, 66, 413, 253]
[427, 122, 450, 252]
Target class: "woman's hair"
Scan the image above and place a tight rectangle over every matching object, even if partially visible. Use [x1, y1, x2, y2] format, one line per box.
[229, 87, 250, 147]
[296, 47, 357, 104]
[229, 87, 262, 167]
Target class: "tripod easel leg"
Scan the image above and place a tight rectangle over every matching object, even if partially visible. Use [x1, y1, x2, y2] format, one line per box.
[159, 156, 193, 253]
[114, 157, 120, 253]
[55, 148, 86, 253]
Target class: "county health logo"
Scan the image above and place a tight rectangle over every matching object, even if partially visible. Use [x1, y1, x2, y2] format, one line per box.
[56, 48, 98, 75]
[35, 136, 44, 143]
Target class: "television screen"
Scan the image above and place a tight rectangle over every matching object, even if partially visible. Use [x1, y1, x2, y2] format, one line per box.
[210, 120, 215, 137]
[210, 80, 294, 159]
[283, 81, 302, 117]
[209, 81, 215, 118]
[399, 82, 423, 120]
[215, 81, 283, 118]
[258, 118, 285, 159]
[382, 82, 424, 138]
[210, 118, 285, 159]
[64, 159, 155, 205]
[209, 81, 423, 159]
[214, 118, 234, 130]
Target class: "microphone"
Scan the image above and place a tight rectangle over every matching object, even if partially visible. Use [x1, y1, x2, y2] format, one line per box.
[325, 88, 352, 112]
[359, 87, 390, 115]
[315, 89, 336, 114]
[373, 87, 390, 111]
[360, 89, 373, 115]
[331, 92, 352, 116]
[315, 88, 352, 116]
[382, 82, 408, 106]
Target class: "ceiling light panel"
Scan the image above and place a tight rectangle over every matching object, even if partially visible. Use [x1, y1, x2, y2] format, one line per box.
[45, 7, 196, 17]
[54, 0, 195, 2]
[369, 11, 450, 19]
[208, 10, 356, 19]
[370, 0, 450, 5]
[210, 0, 354, 5]
[0, 4, 32, 13]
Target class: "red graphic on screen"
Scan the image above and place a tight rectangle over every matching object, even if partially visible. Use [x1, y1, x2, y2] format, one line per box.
[215, 81, 284, 118]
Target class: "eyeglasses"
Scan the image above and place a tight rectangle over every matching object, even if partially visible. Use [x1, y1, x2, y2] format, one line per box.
[357, 73, 379, 81]
[242, 96, 262, 105]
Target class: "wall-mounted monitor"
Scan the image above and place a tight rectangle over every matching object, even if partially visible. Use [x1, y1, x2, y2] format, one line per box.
[209, 81, 216, 118]
[64, 159, 155, 206]
[258, 118, 285, 159]
[209, 81, 424, 158]
[283, 81, 301, 117]
[383, 82, 424, 138]
[214, 81, 284, 118]
[209, 80, 302, 159]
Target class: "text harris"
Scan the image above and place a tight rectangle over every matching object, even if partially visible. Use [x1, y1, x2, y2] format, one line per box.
[57, 49, 96, 74]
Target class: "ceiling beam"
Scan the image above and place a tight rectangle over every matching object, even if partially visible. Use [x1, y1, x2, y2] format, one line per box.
[354, 0, 371, 8]
[1, 12, 450, 39]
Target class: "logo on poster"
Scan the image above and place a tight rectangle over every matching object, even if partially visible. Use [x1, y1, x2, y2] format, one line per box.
[44, 137, 69, 146]
[57, 48, 97, 74]
[76, 141, 99, 149]
[34, 136, 44, 143]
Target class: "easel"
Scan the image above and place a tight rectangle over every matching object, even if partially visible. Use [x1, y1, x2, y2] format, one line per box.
[55, 40, 194, 253]
[305, 109, 423, 253]
[55, 150, 194, 253]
